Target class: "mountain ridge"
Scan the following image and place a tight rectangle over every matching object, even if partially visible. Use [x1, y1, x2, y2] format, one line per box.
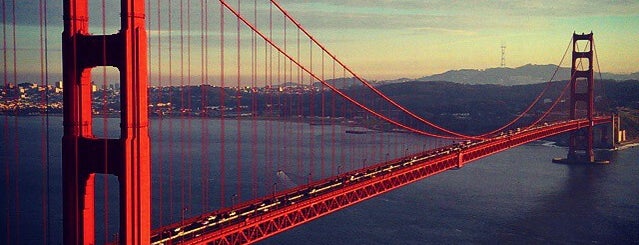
[414, 64, 639, 85]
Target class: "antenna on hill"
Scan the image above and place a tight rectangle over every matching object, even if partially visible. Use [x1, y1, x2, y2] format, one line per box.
[500, 43, 506, 67]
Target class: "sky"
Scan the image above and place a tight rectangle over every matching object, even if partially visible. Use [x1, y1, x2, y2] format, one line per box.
[282, 0, 639, 79]
[3, 0, 639, 84]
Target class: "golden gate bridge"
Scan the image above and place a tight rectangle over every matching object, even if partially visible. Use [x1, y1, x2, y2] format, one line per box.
[1, 0, 620, 244]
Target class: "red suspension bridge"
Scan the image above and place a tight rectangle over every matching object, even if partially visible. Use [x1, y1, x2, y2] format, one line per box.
[1, 0, 621, 244]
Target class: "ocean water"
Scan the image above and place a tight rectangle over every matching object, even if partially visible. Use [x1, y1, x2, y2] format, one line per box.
[262, 142, 639, 244]
[1, 116, 638, 244]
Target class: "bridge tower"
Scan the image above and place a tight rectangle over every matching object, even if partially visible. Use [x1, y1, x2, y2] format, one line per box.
[62, 0, 150, 244]
[567, 32, 596, 163]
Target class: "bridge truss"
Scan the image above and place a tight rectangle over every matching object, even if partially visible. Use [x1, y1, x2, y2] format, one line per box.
[0, 0, 614, 244]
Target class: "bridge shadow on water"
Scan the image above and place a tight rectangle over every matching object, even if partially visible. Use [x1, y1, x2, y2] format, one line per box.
[489, 150, 637, 244]
[260, 146, 639, 245]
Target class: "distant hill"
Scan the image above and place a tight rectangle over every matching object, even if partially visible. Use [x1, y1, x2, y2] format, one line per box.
[363, 79, 639, 134]
[283, 64, 638, 88]
[312, 77, 361, 89]
[416, 64, 639, 85]
[371, 77, 413, 86]
[278, 82, 303, 87]
[312, 77, 413, 89]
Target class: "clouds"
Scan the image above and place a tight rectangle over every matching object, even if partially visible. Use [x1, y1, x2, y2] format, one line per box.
[271, 0, 638, 78]
[3, 0, 638, 81]
[278, 1, 638, 49]
[285, 0, 639, 17]
[282, 0, 639, 30]
[2, 0, 59, 27]
[7, 0, 638, 33]
[277, 1, 548, 35]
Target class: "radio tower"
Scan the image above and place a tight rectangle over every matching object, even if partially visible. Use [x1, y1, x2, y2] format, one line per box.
[500, 44, 506, 67]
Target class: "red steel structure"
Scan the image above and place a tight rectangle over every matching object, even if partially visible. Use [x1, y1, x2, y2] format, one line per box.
[159, 117, 611, 244]
[567, 32, 596, 162]
[62, 0, 150, 244]
[57, 0, 611, 243]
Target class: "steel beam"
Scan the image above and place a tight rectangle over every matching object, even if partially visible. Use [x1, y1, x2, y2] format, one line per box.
[175, 117, 610, 244]
[62, 0, 149, 244]
[567, 32, 595, 162]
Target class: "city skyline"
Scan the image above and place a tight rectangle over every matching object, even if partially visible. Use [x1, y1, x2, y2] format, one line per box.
[2, 0, 638, 84]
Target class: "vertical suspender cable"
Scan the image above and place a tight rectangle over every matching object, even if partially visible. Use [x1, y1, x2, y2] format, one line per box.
[219, 2, 465, 139]
[320, 50, 325, 179]
[264, 9, 271, 191]
[592, 38, 609, 111]
[340, 68, 346, 171]
[43, 0, 51, 241]
[179, 0, 187, 223]
[199, 0, 209, 211]
[155, 0, 164, 226]
[283, 19, 290, 175]
[11, 0, 19, 240]
[266, 1, 273, 191]
[219, 2, 227, 208]
[296, 28, 302, 176]
[251, 0, 258, 199]
[38, 0, 50, 242]
[186, 0, 193, 216]
[1, 10, 8, 232]
[275, 22, 281, 177]
[330, 59, 336, 176]
[167, 0, 175, 222]
[308, 39, 314, 182]
[235, 0, 242, 203]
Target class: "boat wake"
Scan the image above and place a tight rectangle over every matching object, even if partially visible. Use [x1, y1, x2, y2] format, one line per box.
[276, 170, 298, 189]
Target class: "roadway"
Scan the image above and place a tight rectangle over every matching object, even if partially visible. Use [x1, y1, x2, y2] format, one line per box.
[151, 116, 612, 245]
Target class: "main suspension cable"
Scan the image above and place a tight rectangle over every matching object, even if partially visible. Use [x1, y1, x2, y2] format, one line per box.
[219, 0, 472, 140]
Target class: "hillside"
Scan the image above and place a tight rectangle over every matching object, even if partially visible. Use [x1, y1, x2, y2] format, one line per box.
[416, 64, 639, 85]
[358, 79, 639, 134]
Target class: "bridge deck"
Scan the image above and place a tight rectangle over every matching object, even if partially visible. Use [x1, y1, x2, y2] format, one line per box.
[151, 116, 611, 244]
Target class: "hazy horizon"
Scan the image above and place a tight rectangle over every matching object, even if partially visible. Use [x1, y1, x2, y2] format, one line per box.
[3, 1, 638, 84]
